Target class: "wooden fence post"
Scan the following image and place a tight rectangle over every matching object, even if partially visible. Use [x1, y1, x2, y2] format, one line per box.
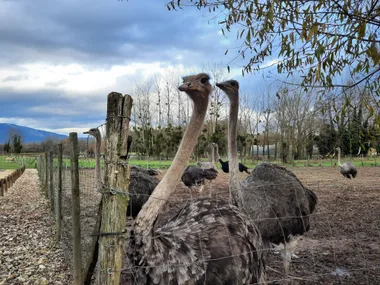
[56, 144, 63, 245]
[70, 133, 83, 285]
[49, 151, 54, 212]
[44, 152, 48, 198]
[0, 180, 3, 196]
[95, 93, 132, 285]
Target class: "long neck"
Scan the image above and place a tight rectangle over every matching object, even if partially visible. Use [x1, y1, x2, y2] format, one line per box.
[215, 144, 220, 160]
[134, 98, 208, 235]
[337, 148, 341, 166]
[95, 132, 101, 190]
[228, 94, 243, 206]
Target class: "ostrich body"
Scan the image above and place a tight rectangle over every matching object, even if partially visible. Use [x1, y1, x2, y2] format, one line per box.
[197, 161, 216, 169]
[181, 165, 218, 193]
[336, 147, 357, 179]
[214, 143, 250, 174]
[84, 128, 160, 218]
[217, 79, 317, 277]
[130, 73, 265, 285]
[131, 165, 160, 176]
[128, 170, 159, 218]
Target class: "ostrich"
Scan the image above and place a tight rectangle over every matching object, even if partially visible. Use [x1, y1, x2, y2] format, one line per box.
[217, 79, 317, 277]
[83, 128, 102, 190]
[336, 147, 358, 179]
[131, 165, 160, 176]
[181, 165, 218, 194]
[197, 143, 218, 169]
[197, 161, 216, 169]
[213, 142, 250, 174]
[84, 128, 159, 218]
[129, 73, 266, 285]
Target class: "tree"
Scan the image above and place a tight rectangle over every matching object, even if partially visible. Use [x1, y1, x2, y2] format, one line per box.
[169, 0, 379, 94]
[3, 140, 11, 153]
[12, 135, 23, 153]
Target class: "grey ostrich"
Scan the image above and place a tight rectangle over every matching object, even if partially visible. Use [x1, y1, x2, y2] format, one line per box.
[130, 165, 160, 176]
[129, 73, 266, 285]
[84, 128, 102, 190]
[181, 165, 218, 194]
[197, 143, 218, 169]
[84, 128, 159, 218]
[217, 79, 317, 277]
[336, 147, 358, 179]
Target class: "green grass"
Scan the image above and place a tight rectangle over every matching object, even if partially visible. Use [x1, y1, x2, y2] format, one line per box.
[0, 156, 23, 170]
[2, 155, 379, 171]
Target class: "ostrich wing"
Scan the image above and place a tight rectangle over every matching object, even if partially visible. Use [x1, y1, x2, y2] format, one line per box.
[241, 163, 317, 244]
[130, 198, 265, 285]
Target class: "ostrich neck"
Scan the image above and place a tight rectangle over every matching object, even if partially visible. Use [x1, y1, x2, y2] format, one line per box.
[134, 97, 208, 236]
[228, 94, 243, 207]
[94, 133, 101, 189]
[337, 148, 342, 166]
[215, 144, 220, 160]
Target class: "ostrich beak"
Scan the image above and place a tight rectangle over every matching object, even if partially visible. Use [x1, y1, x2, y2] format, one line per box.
[216, 81, 229, 91]
[178, 83, 190, 91]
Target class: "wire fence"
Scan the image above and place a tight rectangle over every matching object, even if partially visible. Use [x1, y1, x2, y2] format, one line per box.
[31, 92, 380, 285]
[33, 143, 380, 285]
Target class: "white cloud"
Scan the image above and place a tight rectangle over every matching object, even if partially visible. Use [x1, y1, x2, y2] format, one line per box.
[0, 61, 188, 94]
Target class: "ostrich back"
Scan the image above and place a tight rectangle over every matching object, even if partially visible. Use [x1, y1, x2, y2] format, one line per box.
[339, 162, 357, 178]
[127, 171, 159, 218]
[129, 198, 265, 285]
[131, 165, 160, 176]
[197, 161, 216, 170]
[219, 159, 230, 173]
[219, 159, 250, 174]
[241, 163, 318, 245]
[238, 163, 250, 174]
[181, 166, 217, 187]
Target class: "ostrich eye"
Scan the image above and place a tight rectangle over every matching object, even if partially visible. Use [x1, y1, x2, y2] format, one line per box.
[201, 77, 208, 84]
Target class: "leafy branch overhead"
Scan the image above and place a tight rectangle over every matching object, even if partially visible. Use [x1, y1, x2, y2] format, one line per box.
[168, 0, 379, 93]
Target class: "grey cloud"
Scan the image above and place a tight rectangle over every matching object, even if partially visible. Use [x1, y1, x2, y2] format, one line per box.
[2, 74, 29, 82]
[0, 0, 230, 67]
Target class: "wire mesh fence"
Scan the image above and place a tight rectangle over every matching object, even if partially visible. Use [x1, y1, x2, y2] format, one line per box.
[34, 144, 380, 285]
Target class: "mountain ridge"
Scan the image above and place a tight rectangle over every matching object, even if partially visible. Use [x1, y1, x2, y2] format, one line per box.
[0, 123, 68, 143]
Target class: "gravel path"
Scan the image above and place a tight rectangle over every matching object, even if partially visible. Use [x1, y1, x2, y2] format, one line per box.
[0, 169, 72, 285]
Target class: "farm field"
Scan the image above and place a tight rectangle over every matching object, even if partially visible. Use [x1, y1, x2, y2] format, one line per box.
[121, 166, 380, 284]
[2, 164, 380, 284]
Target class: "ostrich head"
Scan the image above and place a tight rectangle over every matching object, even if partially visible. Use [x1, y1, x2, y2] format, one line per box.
[83, 127, 99, 136]
[179, 73, 213, 104]
[215, 79, 239, 99]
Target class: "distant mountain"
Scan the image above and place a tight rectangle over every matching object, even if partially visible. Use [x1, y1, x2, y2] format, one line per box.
[0, 123, 67, 143]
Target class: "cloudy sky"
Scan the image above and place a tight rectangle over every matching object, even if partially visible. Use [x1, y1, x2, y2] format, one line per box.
[0, 0, 279, 136]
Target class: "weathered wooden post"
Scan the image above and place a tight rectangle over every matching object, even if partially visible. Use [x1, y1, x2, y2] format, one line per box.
[49, 151, 54, 211]
[95, 93, 132, 285]
[44, 152, 48, 198]
[56, 144, 63, 245]
[0, 179, 4, 196]
[70, 133, 83, 285]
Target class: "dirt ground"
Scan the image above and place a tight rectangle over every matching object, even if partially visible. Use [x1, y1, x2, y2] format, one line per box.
[0, 170, 72, 285]
[157, 166, 380, 285]
[2, 166, 380, 284]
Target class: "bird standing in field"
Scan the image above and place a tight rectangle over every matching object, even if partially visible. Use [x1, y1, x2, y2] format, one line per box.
[129, 73, 266, 285]
[217, 79, 317, 278]
[336, 147, 358, 179]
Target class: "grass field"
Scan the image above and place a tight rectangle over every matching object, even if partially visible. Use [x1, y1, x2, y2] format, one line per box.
[1, 154, 379, 170]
